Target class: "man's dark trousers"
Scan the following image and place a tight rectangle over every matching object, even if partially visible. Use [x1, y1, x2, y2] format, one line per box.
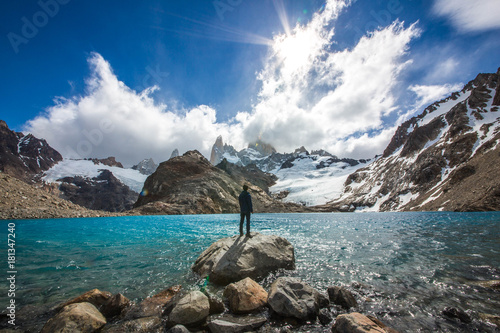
[240, 212, 250, 235]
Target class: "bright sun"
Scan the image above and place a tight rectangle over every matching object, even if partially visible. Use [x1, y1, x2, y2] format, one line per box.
[274, 27, 323, 77]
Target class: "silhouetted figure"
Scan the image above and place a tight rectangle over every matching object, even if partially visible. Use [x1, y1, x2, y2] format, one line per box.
[238, 184, 253, 237]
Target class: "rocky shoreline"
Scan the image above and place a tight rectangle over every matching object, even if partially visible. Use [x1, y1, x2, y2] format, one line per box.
[1, 233, 499, 332]
[0, 172, 122, 220]
[3, 278, 499, 332]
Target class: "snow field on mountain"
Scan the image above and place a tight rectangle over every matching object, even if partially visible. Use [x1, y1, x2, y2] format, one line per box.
[270, 155, 366, 206]
[418, 90, 471, 126]
[468, 98, 500, 157]
[43, 159, 148, 193]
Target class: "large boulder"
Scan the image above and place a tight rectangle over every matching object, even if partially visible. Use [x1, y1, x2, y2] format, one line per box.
[166, 291, 210, 327]
[223, 277, 268, 313]
[328, 286, 357, 309]
[125, 285, 181, 319]
[192, 233, 295, 285]
[167, 324, 191, 333]
[267, 277, 322, 321]
[208, 314, 267, 333]
[40, 302, 106, 333]
[101, 316, 163, 333]
[332, 313, 387, 333]
[100, 293, 131, 319]
[60, 289, 112, 310]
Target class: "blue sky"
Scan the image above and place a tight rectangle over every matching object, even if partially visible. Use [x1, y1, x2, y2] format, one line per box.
[1, 0, 499, 165]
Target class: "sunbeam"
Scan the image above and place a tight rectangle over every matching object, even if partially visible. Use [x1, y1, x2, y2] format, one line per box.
[152, 10, 273, 46]
[272, 0, 292, 36]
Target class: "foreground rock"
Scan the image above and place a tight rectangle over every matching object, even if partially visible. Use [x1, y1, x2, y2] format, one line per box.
[102, 316, 163, 333]
[208, 314, 268, 333]
[192, 233, 295, 285]
[165, 291, 210, 327]
[100, 293, 131, 318]
[28, 283, 406, 333]
[479, 313, 500, 328]
[472, 279, 500, 290]
[125, 285, 181, 319]
[328, 286, 358, 309]
[442, 307, 472, 324]
[223, 277, 268, 314]
[267, 277, 325, 321]
[60, 288, 112, 309]
[332, 312, 386, 333]
[40, 302, 106, 333]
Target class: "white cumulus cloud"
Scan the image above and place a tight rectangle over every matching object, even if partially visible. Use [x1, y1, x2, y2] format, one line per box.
[26, 0, 433, 164]
[433, 0, 500, 32]
[409, 83, 463, 110]
[25, 52, 242, 166]
[240, 0, 421, 158]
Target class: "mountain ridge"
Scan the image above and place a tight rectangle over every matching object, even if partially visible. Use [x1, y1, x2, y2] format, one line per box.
[2, 67, 500, 217]
[131, 150, 317, 215]
[326, 68, 500, 212]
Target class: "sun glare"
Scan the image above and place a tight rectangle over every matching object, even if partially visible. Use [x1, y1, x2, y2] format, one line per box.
[275, 29, 319, 76]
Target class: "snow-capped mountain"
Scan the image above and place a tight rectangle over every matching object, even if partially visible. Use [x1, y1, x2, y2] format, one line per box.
[0, 120, 62, 181]
[270, 151, 369, 206]
[3, 67, 499, 215]
[41, 158, 148, 212]
[132, 158, 158, 176]
[43, 158, 148, 194]
[209, 137, 369, 206]
[329, 68, 500, 212]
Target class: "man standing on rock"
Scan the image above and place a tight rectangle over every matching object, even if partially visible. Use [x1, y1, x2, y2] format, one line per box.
[238, 184, 253, 237]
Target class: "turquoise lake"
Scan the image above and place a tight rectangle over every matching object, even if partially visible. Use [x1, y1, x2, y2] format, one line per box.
[1, 212, 499, 332]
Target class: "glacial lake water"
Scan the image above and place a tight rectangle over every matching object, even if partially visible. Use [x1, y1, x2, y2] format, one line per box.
[1, 212, 499, 332]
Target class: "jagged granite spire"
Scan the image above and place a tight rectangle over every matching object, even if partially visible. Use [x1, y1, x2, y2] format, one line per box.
[210, 135, 224, 165]
[132, 158, 158, 175]
[170, 149, 179, 159]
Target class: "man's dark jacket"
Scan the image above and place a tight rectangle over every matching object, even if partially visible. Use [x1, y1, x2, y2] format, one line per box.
[238, 190, 253, 213]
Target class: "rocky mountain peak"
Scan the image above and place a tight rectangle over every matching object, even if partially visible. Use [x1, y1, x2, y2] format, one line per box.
[179, 150, 211, 164]
[132, 158, 158, 175]
[87, 156, 123, 168]
[170, 149, 179, 159]
[293, 146, 309, 155]
[248, 139, 276, 156]
[132, 149, 311, 215]
[210, 135, 225, 165]
[0, 121, 62, 181]
[330, 67, 500, 212]
[58, 169, 138, 212]
[493, 67, 500, 106]
[311, 149, 335, 158]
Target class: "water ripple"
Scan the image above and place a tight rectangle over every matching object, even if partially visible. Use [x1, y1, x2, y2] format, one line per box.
[0, 212, 499, 332]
